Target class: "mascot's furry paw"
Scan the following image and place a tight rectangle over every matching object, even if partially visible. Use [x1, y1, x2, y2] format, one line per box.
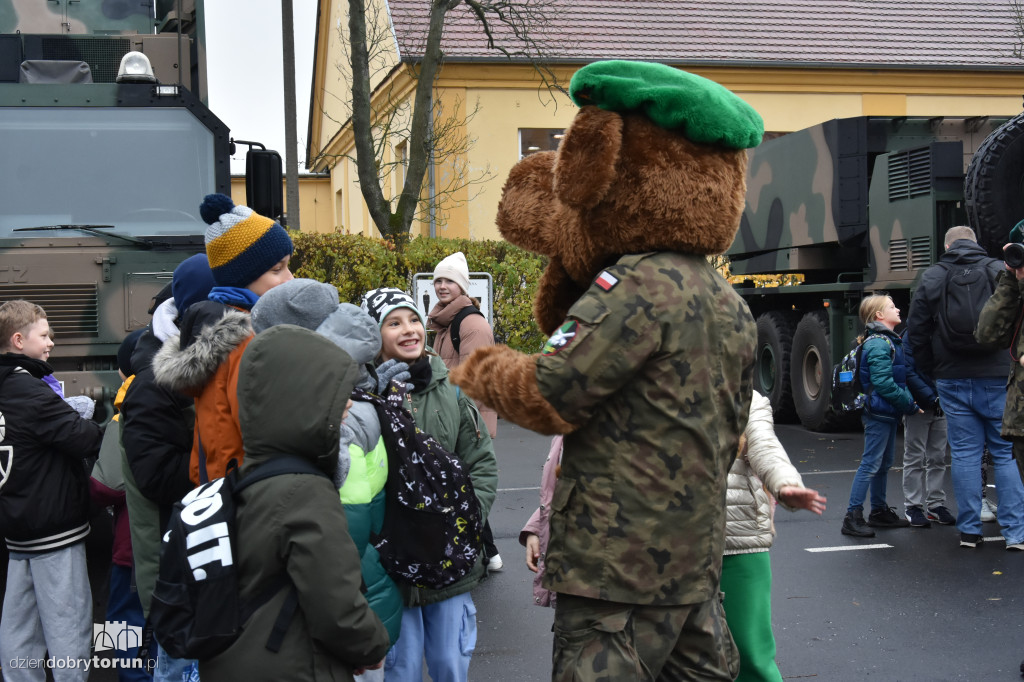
[450, 345, 575, 435]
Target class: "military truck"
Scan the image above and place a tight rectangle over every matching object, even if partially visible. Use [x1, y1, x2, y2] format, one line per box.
[728, 113, 1024, 430]
[0, 2, 277, 409]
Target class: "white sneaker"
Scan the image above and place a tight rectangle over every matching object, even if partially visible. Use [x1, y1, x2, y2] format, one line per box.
[981, 498, 998, 523]
[487, 554, 503, 572]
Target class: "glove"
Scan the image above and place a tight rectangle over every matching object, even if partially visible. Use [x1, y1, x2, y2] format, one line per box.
[376, 358, 411, 394]
[933, 399, 944, 418]
[64, 395, 96, 420]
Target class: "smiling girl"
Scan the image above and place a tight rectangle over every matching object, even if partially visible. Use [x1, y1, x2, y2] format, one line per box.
[360, 287, 497, 682]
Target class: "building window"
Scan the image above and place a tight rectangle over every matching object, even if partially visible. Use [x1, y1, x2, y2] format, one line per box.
[519, 128, 564, 159]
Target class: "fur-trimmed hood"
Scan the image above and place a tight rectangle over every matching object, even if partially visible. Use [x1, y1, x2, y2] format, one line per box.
[153, 306, 253, 394]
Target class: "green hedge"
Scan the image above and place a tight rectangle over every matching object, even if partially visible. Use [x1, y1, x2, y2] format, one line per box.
[289, 232, 548, 353]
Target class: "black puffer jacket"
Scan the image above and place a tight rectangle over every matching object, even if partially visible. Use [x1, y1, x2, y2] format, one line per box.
[0, 354, 102, 552]
[907, 239, 1010, 380]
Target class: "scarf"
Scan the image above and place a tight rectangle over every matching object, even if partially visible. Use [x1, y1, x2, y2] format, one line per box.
[207, 286, 260, 310]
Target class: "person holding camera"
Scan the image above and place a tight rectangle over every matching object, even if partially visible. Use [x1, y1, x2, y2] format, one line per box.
[907, 225, 1024, 550]
[976, 221, 1024, 532]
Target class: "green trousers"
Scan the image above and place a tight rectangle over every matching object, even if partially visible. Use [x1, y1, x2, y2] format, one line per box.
[720, 551, 783, 682]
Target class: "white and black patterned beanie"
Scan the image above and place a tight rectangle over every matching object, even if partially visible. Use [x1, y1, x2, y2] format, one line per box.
[360, 287, 424, 329]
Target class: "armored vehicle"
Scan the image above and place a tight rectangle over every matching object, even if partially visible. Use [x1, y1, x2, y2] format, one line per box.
[728, 113, 1024, 430]
[0, 2, 276, 410]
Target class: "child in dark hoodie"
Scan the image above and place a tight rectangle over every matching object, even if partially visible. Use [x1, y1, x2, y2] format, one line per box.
[250, 279, 403, 666]
[198, 325, 389, 682]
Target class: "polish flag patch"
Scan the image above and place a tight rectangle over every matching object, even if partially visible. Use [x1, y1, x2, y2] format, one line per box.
[595, 271, 619, 291]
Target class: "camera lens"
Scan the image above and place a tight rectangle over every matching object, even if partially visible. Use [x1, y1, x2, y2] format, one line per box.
[1005, 243, 1024, 269]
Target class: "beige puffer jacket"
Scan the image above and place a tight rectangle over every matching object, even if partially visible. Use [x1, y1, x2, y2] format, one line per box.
[725, 391, 805, 555]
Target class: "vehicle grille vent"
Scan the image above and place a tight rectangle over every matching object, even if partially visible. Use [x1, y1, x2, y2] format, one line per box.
[40, 37, 130, 83]
[910, 237, 932, 270]
[889, 239, 909, 270]
[0, 284, 98, 337]
[888, 147, 933, 201]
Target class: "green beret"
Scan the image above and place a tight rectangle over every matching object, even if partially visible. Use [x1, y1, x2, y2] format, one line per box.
[1011, 219, 1024, 243]
[569, 60, 764, 150]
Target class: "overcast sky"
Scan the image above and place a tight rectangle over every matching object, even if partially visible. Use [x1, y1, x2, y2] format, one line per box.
[205, 1, 319, 175]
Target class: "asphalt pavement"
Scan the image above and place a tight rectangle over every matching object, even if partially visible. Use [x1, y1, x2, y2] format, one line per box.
[470, 420, 1024, 681]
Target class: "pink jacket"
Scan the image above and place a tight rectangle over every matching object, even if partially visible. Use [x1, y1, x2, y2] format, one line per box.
[518, 436, 563, 607]
[428, 295, 498, 437]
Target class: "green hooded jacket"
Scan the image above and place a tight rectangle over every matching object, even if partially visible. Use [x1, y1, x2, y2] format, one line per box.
[397, 353, 498, 607]
[199, 325, 390, 682]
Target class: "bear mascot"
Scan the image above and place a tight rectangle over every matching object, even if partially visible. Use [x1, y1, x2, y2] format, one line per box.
[450, 60, 763, 680]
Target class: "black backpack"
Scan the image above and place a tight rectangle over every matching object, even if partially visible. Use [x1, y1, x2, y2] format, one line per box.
[936, 261, 998, 354]
[149, 455, 329, 660]
[354, 385, 484, 589]
[450, 305, 485, 354]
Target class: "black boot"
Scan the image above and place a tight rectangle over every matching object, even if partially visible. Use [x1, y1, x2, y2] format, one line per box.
[842, 511, 876, 538]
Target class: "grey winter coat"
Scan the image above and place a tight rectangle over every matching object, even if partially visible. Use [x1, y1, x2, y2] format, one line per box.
[198, 325, 390, 682]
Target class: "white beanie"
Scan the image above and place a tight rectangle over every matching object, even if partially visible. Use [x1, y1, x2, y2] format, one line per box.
[433, 251, 471, 295]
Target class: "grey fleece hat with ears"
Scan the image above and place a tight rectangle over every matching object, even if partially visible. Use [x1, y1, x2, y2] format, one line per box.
[251, 278, 340, 333]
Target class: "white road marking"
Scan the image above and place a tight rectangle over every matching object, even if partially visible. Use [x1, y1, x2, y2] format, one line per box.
[805, 544, 893, 552]
[802, 467, 904, 476]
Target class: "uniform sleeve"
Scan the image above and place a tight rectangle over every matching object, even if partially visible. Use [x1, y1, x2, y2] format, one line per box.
[279, 478, 390, 666]
[535, 265, 661, 424]
[976, 269, 1023, 348]
[454, 390, 497, 520]
[864, 339, 916, 413]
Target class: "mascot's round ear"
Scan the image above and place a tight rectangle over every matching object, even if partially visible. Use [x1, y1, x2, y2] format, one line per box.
[553, 106, 622, 210]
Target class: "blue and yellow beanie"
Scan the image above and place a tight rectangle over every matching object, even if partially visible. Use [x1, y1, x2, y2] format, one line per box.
[200, 193, 294, 288]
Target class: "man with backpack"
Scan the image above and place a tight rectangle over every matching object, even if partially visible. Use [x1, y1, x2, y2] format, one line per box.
[907, 225, 1024, 550]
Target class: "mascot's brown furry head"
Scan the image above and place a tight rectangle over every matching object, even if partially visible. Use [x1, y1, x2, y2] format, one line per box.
[450, 61, 763, 434]
[497, 60, 763, 334]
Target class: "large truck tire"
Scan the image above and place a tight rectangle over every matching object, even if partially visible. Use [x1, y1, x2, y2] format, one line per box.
[965, 112, 1024, 258]
[754, 311, 797, 422]
[790, 312, 843, 431]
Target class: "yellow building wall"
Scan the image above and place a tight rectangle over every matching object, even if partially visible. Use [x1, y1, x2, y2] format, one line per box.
[230, 175, 334, 233]
[310, 4, 1024, 243]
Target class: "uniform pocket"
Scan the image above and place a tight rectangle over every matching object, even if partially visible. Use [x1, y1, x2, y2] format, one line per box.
[551, 608, 643, 682]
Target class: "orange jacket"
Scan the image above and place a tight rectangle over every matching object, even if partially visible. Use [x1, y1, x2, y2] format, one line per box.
[153, 303, 254, 485]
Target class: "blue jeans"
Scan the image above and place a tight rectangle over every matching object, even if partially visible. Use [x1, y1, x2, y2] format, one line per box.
[384, 593, 477, 682]
[106, 564, 151, 682]
[936, 378, 1024, 543]
[847, 413, 898, 515]
[152, 643, 194, 682]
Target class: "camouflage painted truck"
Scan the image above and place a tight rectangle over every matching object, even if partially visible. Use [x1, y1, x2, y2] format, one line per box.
[728, 113, 1024, 430]
[0, 2, 276, 411]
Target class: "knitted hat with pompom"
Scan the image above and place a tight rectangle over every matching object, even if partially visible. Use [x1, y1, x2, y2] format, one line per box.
[200, 193, 293, 288]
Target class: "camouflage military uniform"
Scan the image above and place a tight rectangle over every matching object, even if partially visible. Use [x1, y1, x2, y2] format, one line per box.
[976, 268, 1024, 481]
[535, 251, 756, 680]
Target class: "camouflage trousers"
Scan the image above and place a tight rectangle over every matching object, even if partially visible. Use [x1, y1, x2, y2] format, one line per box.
[1011, 439, 1024, 487]
[551, 593, 739, 682]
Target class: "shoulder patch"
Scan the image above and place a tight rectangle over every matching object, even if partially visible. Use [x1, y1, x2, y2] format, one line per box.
[595, 270, 619, 292]
[542, 321, 579, 356]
